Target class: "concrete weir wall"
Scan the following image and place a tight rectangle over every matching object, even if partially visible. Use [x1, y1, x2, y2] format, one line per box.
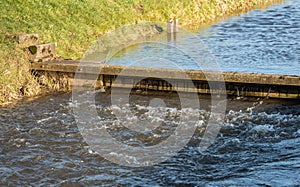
[30, 60, 300, 100]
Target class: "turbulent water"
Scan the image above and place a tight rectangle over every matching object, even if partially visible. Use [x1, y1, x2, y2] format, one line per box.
[0, 93, 299, 186]
[1, 0, 300, 186]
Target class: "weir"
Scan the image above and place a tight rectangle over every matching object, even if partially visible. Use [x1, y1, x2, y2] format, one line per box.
[30, 60, 300, 100]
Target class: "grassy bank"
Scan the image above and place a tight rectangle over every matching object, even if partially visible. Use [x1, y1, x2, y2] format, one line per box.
[0, 0, 283, 106]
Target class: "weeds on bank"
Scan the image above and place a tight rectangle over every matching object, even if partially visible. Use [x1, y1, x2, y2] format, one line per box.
[0, 35, 40, 105]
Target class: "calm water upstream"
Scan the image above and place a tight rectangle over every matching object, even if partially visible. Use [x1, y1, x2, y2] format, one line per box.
[109, 0, 300, 75]
[1, 0, 300, 186]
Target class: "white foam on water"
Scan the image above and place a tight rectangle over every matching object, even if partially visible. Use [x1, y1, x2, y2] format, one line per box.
[36, 116, 53, 124]
[29, 127, 48, 134]
[109, 152, 139, 165]
[72, 99, 300, 144]
[249, 124, 275, 133]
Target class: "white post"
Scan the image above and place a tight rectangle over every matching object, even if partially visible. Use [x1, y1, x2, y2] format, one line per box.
[167, 19, 174, 33]
[167, 19, 178, 42]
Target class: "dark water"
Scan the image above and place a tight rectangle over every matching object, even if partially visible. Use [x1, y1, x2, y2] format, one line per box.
[0, 93, 300, 186]
[1, 0, 300, 186]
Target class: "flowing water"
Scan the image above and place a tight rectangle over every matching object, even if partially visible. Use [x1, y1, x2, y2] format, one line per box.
[1, 0, 300, 186]
[199, 0, 300, 75]
[109, 1, 300, 75]
[1, 93, 300, 186]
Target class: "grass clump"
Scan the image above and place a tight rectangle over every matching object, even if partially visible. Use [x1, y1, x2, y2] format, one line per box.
[0, 0, 283, 106]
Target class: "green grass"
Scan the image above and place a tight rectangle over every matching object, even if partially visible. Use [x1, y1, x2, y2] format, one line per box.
[0, 0, 283, 105]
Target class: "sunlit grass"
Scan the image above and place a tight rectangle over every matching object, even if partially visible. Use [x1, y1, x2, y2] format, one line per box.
[0, 0, 283, 105]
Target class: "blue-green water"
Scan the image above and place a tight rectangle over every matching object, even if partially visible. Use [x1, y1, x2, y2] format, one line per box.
[199, 0, 300, 75]
[109, 0, 300, 75]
